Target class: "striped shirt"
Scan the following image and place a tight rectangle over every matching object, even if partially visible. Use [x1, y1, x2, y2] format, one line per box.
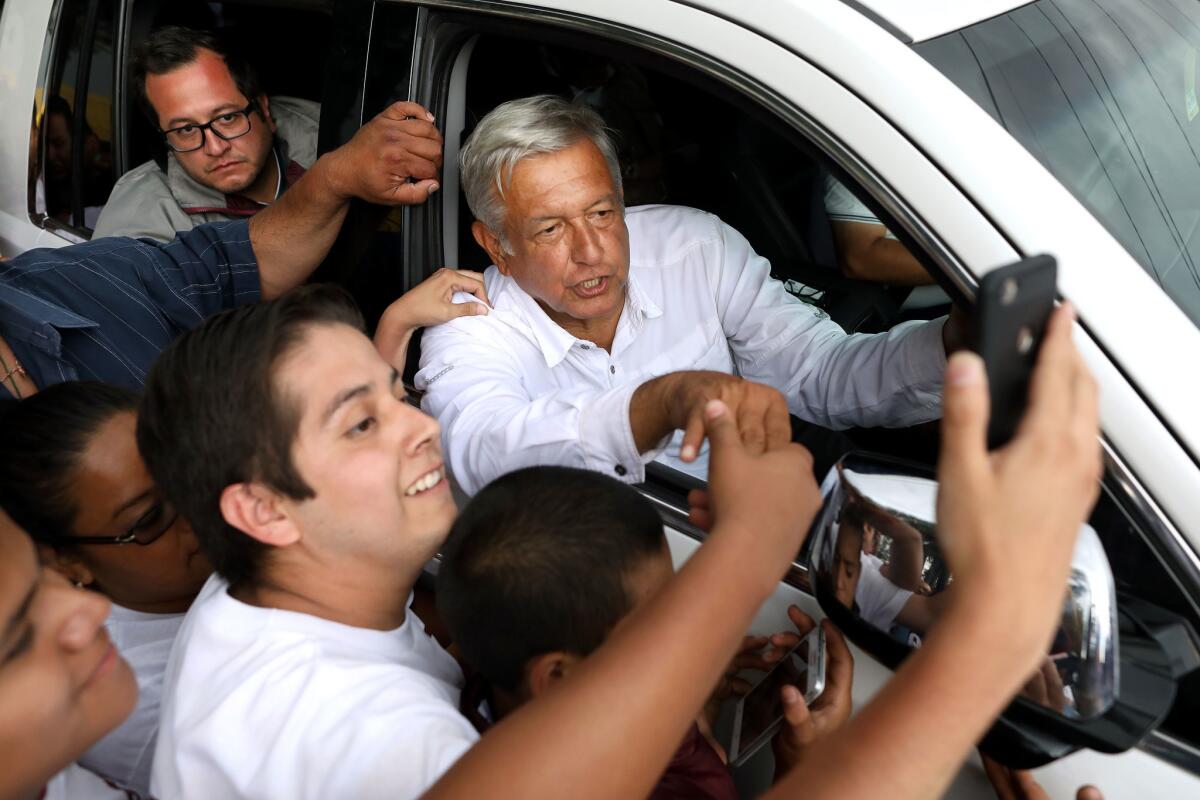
[0, 220, 260, 396]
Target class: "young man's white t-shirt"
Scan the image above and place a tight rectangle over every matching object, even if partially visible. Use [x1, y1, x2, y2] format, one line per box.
[151, 574, 479, 800]
[42, 763, 143, 799]
[855, 552, 913, 631]
[79, 604, 184, 796]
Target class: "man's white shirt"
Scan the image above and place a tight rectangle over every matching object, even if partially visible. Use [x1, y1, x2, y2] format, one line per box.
[417, 204, 946, 495]
[150, 574, 478, 800]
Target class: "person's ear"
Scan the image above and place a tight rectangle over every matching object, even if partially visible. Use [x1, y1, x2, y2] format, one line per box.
[526, 651, 583, 698]
[257, 94, 276, 133]
[37, 544, 94, 587]
[219, 482, 300, 547]
[472, 221, 512, 274]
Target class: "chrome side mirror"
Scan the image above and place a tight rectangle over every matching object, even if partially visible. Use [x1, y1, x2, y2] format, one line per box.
[806, 453, 1181, 767]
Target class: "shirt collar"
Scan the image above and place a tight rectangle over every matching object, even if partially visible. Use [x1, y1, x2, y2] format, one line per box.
[0, 283, 97, 357]
[497, 266, 661, 368]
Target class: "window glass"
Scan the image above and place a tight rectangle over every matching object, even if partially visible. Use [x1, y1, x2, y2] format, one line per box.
[1089, 483, 1200, 748]
[314, 2, 418, 338]
[38, 0, 117, 234]
[915, 0, 1200, 331]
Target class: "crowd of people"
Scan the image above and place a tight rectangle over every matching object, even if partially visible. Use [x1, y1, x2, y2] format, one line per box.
[1, 25, 1105, 800]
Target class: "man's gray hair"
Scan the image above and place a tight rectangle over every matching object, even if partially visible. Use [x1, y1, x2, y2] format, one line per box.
[460, 95, 624, 251]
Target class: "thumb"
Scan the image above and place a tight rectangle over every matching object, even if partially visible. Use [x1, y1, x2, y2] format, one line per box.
[781, 684, 814, 745]
[449, 300, 489, 318]
[939, 351, 990, 479]
[703, 399, 742, 452]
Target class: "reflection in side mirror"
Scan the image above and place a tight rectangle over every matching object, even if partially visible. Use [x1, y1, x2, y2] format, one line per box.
[807, 453, 1119, 721]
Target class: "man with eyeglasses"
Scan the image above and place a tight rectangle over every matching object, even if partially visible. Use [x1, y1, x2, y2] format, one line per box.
[0, 27, 446, 401]
[93, 26, 319, 241]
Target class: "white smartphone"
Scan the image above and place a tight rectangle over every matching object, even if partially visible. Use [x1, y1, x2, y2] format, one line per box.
[727, 625, 826, 767]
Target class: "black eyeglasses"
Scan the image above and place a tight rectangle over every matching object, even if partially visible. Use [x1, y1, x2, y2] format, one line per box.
[56, 500, 180, 546]
[161, 100, 258, 153]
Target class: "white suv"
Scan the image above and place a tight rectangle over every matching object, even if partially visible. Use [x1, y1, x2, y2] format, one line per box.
[2, 0, 1198, 796]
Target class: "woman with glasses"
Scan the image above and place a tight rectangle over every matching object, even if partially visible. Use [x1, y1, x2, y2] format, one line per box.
[0, 381, 209, 797]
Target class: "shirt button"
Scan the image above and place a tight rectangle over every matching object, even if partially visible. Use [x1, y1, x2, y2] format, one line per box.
[609, 365, 616, 374]
[614, 464, 628, 476]
[580, 344, 591, 350]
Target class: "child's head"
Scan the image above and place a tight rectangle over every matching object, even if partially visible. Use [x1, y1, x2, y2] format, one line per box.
[437, 466, 672, 709]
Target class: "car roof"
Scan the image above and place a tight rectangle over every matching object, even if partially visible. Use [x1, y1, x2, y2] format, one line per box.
[844, 0, 1033, 42]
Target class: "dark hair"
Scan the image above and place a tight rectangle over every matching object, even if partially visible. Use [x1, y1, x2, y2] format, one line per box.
[0, 382, 139, 544]
[436, 466, 667, 693]
[132, 26, 264, 128]
[137, 285, 365, 590]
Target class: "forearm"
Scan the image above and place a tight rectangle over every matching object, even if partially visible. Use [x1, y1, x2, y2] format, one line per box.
[249, 153, 351, 300]
[833, 222, 932, 286]
[423, 379, 649, 494]
[426, 521, 783, 800]
[767, 599, 1039, 799]
[374, 325, 415, 375]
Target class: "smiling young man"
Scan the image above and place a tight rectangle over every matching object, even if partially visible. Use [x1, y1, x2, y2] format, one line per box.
[93, 26, 320, 241]
[137, 286, 479, 800]
[416, 95, 954, 494]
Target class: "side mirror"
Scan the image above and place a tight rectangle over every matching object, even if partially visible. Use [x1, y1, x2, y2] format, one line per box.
[806, 452, 1184, 767]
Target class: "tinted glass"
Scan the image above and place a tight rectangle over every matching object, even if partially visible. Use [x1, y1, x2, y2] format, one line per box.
[916, 0, 1200, 330]
[40, 0, 117, 233]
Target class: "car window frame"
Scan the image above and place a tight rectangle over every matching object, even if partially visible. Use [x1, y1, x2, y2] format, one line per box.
[379, 0, 1200, 772]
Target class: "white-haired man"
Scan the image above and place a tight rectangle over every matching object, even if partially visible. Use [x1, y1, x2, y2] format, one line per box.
[416, 95, 954, 494]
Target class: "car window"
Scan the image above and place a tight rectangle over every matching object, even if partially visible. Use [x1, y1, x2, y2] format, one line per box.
[313, 1, 419, 338]
[915, 0, 1200, 332]
[1089, 478, 1200, 750]
[35, 0, 117, 236]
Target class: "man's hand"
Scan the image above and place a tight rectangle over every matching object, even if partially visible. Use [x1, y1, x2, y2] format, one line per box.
[631, 371, 791, 459]
[325, 100, 444, 206]
[982, 754, 1103, 800]
[702, 399, 820, 588]
[374, 268, 489, 372]
[936, 302, 1101, 672]
[772, 609, 854, 776]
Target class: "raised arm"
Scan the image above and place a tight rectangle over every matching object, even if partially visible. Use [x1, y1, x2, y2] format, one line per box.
[764, 304, 1100, 799]
[424, 400, 821, 799]
[250, 101, 443, 300]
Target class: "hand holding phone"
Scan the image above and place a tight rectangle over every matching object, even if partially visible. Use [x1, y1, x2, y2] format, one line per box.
[728, 625, 826, 766]
[975, 255, 1058, 449]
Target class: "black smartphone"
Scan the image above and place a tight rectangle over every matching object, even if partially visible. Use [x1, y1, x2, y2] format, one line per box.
[975, 255, 1058, 449]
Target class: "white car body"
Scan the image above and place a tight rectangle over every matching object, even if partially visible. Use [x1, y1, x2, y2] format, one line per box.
[2, 0, 1197, 796]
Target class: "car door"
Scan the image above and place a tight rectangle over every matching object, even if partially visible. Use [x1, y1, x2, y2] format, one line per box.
[333, 1, 1200, 796]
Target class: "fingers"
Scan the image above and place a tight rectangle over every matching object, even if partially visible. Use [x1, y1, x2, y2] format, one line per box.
[1076, 786, 1104, 800]
[387, 179, 441, 205]
[1020, 304, 1076, 438]
[736, 398, 767, 455]
[1012, 770, 1051, 800]
[786, 604, 816, 636]
[981, 754, 1020, 800]
[379, 100, 435, 122]
[938, 351, 990, 482]
[820, 623, 859, 714]
[765, 394, 793, 451]
[687, 399, 731, 463]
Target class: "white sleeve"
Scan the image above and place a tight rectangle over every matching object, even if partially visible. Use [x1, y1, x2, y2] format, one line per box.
[708, 219, 946, 429]
[416, 319, 658, 495]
